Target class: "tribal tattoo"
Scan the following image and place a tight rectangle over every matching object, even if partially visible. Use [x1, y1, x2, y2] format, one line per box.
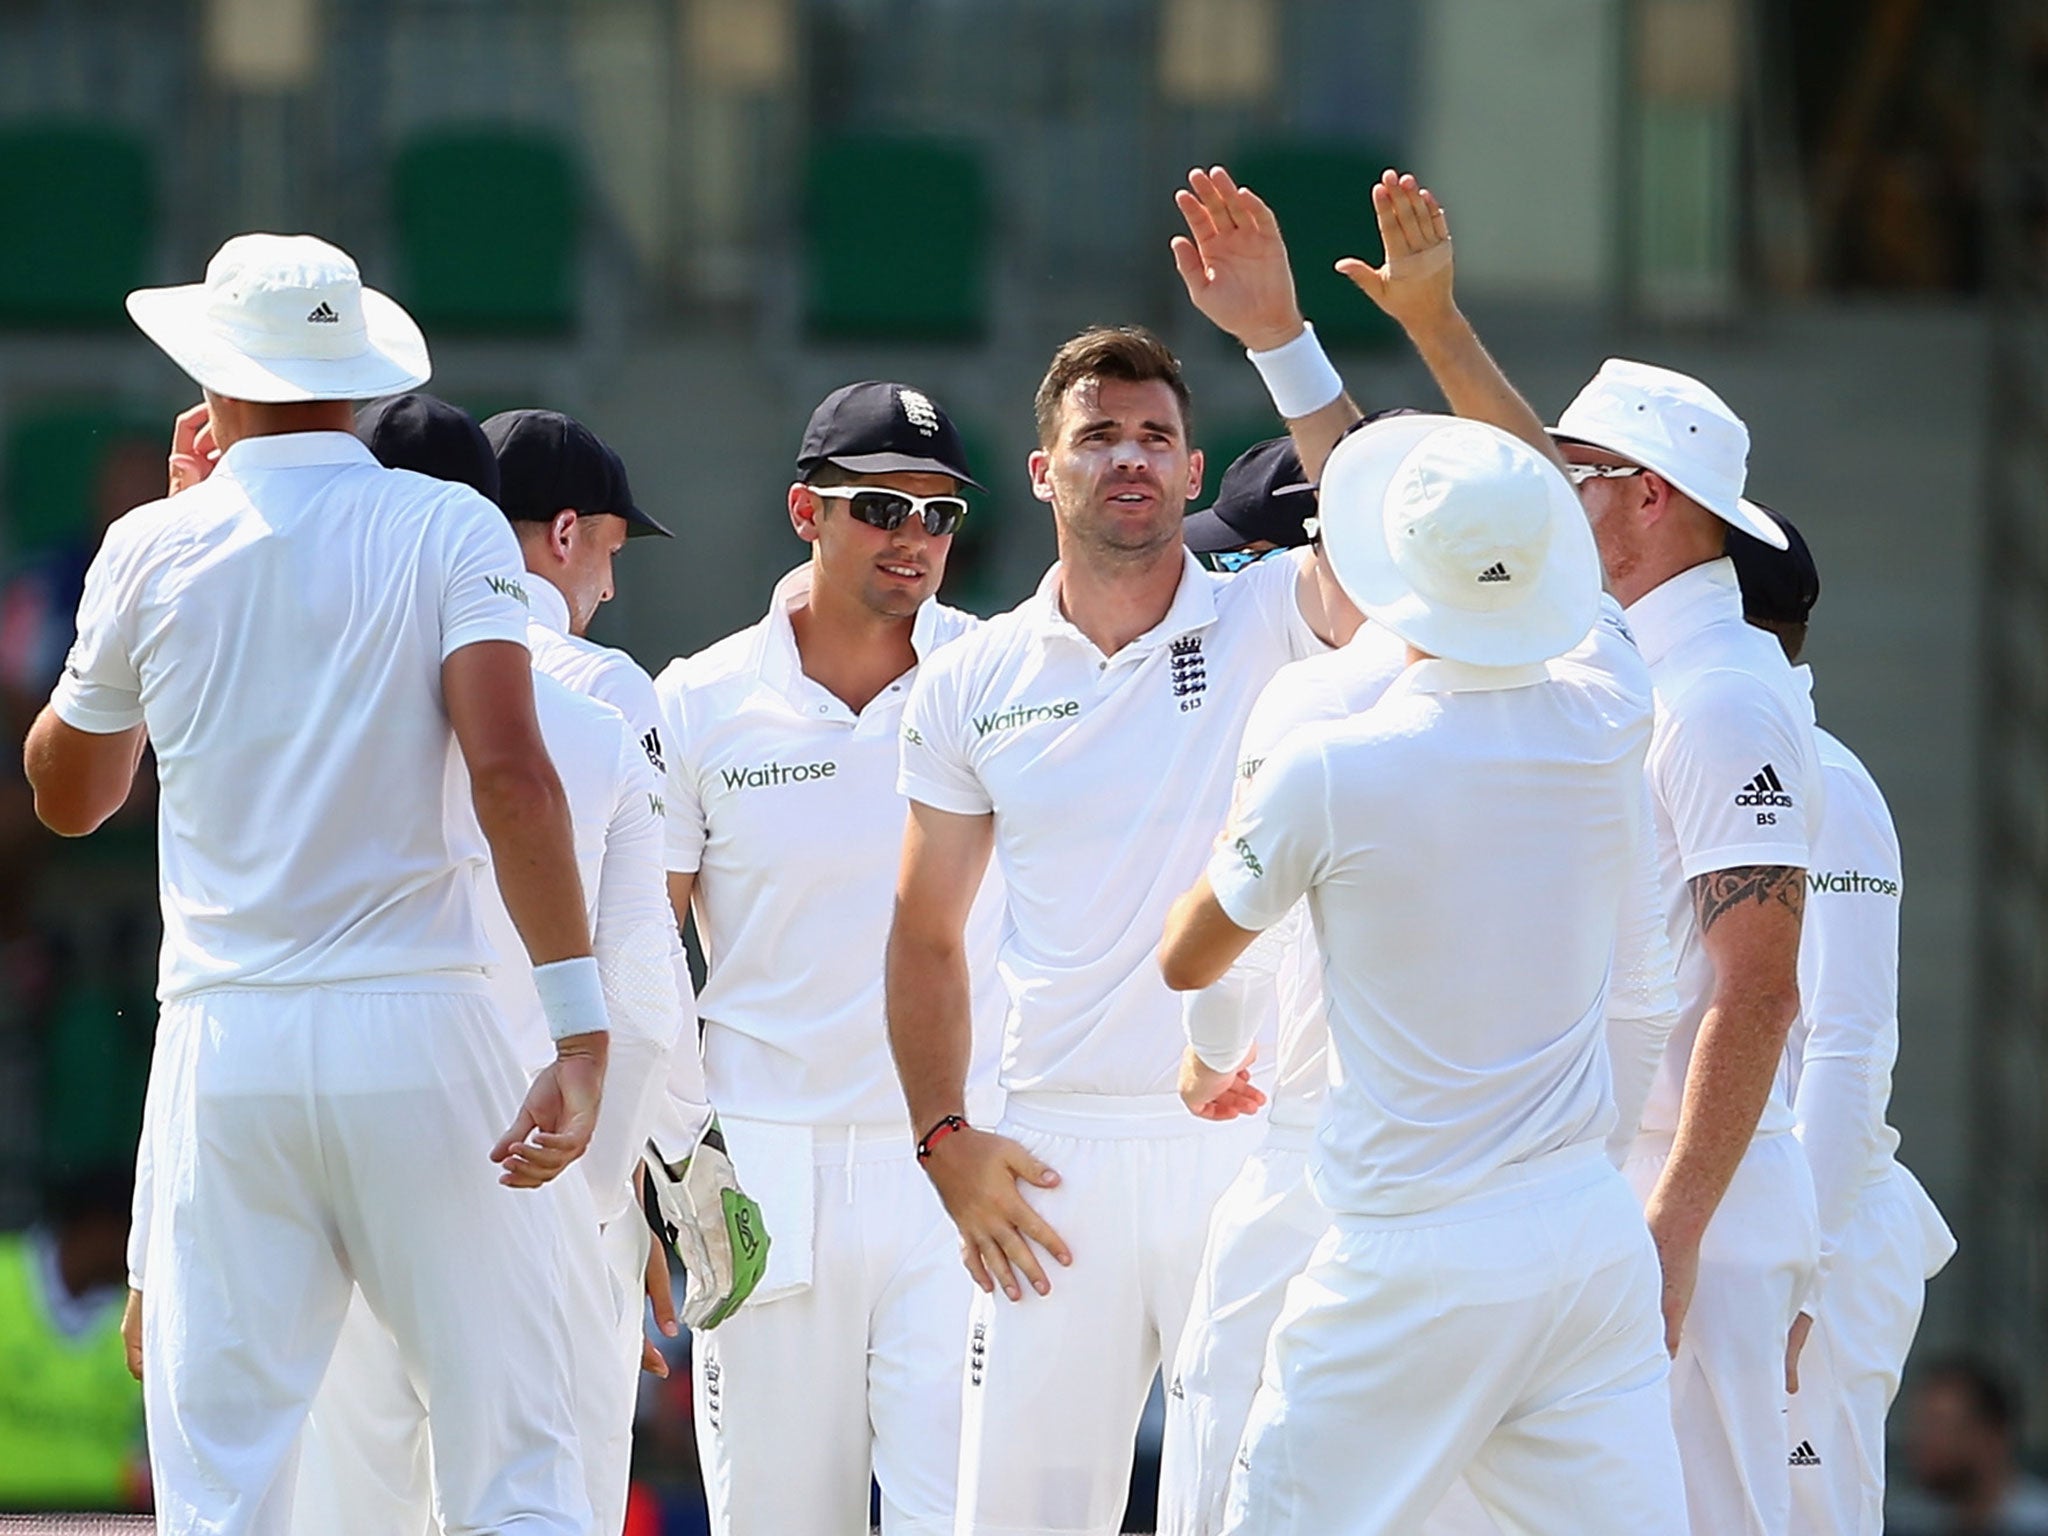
[1688, 865, 1806, 935]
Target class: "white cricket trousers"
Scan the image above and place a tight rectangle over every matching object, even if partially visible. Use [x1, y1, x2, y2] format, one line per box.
[1624, 1128, 1819, 1536]
[1787, 1163, 1954, 1536]
[692, 1127, 977, 1536]
[140, 985, 591, 1536]
[1158, 1125, 1501, 1536]
[1225, 1142, 1687, 1536]
[291, 1186, 647, 1536]
[956, 1092, 1258, 1536]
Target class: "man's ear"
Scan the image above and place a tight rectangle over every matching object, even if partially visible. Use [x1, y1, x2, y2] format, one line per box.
[1028, 449, 1056, 505]
[788, 483, 821, 543]
[550, 509, 580, 555]
[1635, 470, 1674, 528]
[1184, 447, 1205, 505]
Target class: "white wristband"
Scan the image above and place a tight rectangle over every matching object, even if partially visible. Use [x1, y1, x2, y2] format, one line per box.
[533, 955, 608, 1042]
[1247, 323, 1345, 420]
[1183, 971, 1260, 1075]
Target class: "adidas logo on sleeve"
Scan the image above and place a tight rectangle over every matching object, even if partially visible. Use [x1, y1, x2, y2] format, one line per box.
[1788, 1440, 1821, 1467]
[1734, 763, 1793, 808]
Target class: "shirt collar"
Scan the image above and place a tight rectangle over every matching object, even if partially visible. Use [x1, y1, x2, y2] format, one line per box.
[1025, 548, 1219, 654]
[1623, 556, 1743, 668]
[1397, 657, 1551, 696]
[216, 430, 379, 475]
[527, 577, 573, 637]
[755, 562, 944, 702]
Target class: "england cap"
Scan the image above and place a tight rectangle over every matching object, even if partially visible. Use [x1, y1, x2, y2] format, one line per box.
[1181, 438, 1317, 554]
[1726, 500, 1820, 625]
[482, 409, 672, 538]
[357, 393, 500, 505]
[795, 381, 982, 490]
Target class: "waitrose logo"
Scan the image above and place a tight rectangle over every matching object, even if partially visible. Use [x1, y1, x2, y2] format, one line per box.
[720, 760, 837, 791]
[1810, 869, 1900, 898]
[973, 699, 1080, 737]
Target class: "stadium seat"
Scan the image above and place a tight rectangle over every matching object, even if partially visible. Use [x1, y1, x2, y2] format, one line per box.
[390, 125, 580, 335]
[802, 135, 990, 342]
[0, 121, 154, 328]
[1231, 141, 1400, 351]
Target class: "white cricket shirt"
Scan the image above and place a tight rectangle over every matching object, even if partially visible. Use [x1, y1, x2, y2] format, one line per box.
[1226, 624, 1409, 1128]
[1207, 620, 1656, 1217]
[900, 548, 1322, 1098]
[50, 432, 532, 1000]
[659, 564, 1003, 1129]
[1626, 558, 1821, 1140]
[1787, 703, 1906, 1291]
[527, 577, 667, 780]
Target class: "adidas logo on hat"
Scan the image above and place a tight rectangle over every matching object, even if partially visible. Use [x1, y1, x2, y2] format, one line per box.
[1477, 561, 1511, 583]
[306, 301, 340, 324]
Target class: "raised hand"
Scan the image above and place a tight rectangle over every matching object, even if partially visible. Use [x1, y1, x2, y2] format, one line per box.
[167, 402, 219, 497]
[1171, 165, 1306, 352]
[1336, 170, 1457, 331]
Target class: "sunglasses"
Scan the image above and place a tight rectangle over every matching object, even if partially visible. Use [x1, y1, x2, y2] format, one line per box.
[810, 486, 969, 537]
[1562, 463, 1646, 487]
[1196, 546, 1290, 574]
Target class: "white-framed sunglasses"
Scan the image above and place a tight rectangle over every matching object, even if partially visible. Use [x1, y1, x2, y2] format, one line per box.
[1562, 463, 1647, 487]
[808, 485, 969, 536]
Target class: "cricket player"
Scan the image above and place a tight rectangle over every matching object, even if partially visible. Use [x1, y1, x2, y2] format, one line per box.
[1555, 362, 1824, 1535]
[25, 234, 604, 1535]
[282, 393, 703, 1536]
[656, 381, 1003, 1534]
[1159, 171, 1679, 1535]
[885, 162, 1591, 1533]
[483, 407, 760, 1342]
[1724, 508, 1955, 1535]
[1160, 411, 1687, 1534]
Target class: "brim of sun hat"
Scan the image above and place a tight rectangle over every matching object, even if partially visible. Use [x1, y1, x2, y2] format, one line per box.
[1322, 413, 1602, 668]
[125, 282, 431, 404]
[1546, 425, 1787, 551]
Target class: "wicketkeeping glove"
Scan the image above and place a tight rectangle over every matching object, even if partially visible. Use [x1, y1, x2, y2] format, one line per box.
[640, 1117, 769, 1330]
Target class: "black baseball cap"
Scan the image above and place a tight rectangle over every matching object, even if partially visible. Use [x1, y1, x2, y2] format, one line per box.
[1726, 500, 1820, 625]
[795, 381, 982, 490]
[1182, 437, 1317, 554]
[481, 408, 673, 538]
[357, 393, 501, 505]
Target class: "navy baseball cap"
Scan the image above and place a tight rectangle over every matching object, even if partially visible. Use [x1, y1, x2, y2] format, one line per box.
[357, 393, 500, 505]
[482, 408, 673, 538]
[796, 381, 982, 490]
[1726, 500, 1820, 626]
[1182, 437, 1317, 554]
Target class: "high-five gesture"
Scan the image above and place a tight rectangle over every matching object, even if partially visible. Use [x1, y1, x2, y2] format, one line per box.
[1337, 171, 1457, 331]
[1171, 166, 1306, 352]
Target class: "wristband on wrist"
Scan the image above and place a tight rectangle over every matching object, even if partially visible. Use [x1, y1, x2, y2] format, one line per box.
[917, 1114, 970, 1162]
[532, 955, 608, 1043]
[1248, 322, 1345, 420]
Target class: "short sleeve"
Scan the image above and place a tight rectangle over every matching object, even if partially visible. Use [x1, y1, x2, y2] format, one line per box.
[434, 492, 534, 659]
[898, 649, 993, 816]
[1649, 668, 1812, 879]
[1241, 548, 1324, 663]
[1207, 733, 1329, 933]
[655, 663, 708, 875]
[49, 527, 146, 734]
[587, 655, 665, 762]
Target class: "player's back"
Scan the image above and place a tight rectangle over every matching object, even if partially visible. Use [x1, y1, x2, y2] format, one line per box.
[67, 432, 535, 998]
[1272, 641, 1653, 1216]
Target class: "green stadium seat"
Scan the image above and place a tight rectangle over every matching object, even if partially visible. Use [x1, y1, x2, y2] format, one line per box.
[4, 404, 160, 554]
[1232, 142, 1401, 351]
[803, 135, 989, 342]
[0, 121, 154, 329]
[391, 125, 580, 335]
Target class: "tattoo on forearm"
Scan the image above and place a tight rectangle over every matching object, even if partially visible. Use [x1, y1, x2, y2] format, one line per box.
[1688, 866, 1805, 935]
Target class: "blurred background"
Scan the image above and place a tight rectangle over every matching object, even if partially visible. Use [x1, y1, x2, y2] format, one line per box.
[0, 0, 2034, 1528]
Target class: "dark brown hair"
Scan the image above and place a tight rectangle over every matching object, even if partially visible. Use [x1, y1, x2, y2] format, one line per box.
[1033, 326, 1192, 447]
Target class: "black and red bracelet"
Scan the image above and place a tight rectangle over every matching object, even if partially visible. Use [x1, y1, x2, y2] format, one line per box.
[917, 1114, 970, 1161]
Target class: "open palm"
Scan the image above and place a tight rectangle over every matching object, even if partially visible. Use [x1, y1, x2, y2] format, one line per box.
[1170, 165, 1304, 352]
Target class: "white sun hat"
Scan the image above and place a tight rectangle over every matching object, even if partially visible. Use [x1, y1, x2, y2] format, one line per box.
[1550, 357, 1786, 550]
[1320, 414, 1601, 668]
[126, 233, 431, 403]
